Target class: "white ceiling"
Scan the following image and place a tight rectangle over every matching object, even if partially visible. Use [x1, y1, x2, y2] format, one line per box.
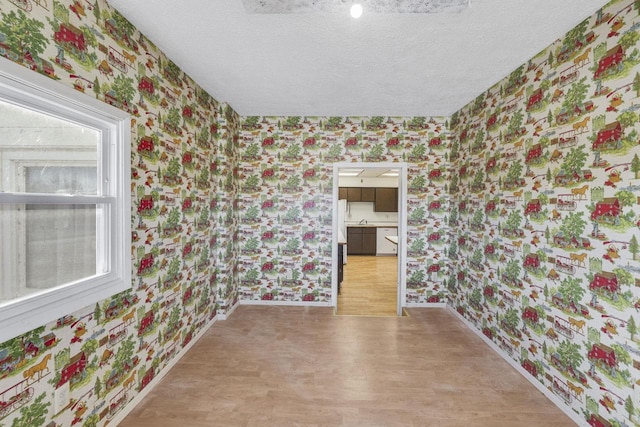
[107, 0, 610, 117]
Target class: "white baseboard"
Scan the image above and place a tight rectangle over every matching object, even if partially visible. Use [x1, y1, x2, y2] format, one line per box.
[405, 302, 447, 308]
[240, 299, 332, 307]
[110, 313, 220, 426]
[447, 306, 585, 427]
[218, 300, 240, 320]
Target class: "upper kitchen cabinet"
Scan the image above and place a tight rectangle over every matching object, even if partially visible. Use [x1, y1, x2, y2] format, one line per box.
[339, 187, 375, 202]
[361, 187, 376, 202]
[375, 188, 398, 212]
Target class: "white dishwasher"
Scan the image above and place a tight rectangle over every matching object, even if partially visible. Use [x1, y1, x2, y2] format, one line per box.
[376, 227, 398, 256]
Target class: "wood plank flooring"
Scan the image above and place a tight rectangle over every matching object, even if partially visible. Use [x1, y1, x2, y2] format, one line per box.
[337, 255, 398, 317]
[120, 306, 575, 427]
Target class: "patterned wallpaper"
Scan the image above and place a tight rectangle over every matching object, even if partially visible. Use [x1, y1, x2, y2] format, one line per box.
[236, 115, 449, 304]
[0, 0, 239, 425]
[0, 0, 639, 426]
[448, 1, 640, 425]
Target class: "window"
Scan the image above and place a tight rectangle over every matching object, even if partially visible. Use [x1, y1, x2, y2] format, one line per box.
[0, 58, 130, 342]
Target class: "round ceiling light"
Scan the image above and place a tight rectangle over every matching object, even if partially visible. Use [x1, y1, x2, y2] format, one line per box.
[350, 4, 363, 18]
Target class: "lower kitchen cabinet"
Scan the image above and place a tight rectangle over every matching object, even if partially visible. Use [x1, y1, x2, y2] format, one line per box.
[347, 227, 376, 255]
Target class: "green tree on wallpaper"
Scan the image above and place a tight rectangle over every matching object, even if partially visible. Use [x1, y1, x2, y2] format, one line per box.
[558, 276, 586, 305]
[562, 19, 588, 54]
[504, 259, 521, 283]
[505, 209, 523, 233]
[94, 376, 102, 399]
[111, 8, 136, 41]
[84, 413, 100, 427]
[283, 116, 301, 129]
[557, 339, 584, 369]
[1, 326, 45, 362]
[81, 338, 99, 359]
[506, 160, 523, 186]
[506, 65, 525, 91]
[631, 153, 640, 179]
[629, 235, 639, 261]
[471, 209, 484, 230]
[409, 175, 426, 191]
[0, 10, 48, 57]
[625, 395, 636, 423]
[111, 74, 136, 104]
[560, 145, 588, 176]
[470, 249, 483, 268]
[559, 212, 586, 241]
[408, 269, 426, 287]
[283, 238, 300, 254]
[618, 111, 639, 129]
[11, 392, 50, 427]
[410, 143, 427, 160]
[409, 206, 426, 224]
[409, 238, 426, 255]
[113, 336, 135, 373]
[561, 77, 589, 113]
[246, 116, 261, 129]
[324, 117, 342, 130]
[367, 116, 385, 130]
[613, 267, 634, 286]
[507, 110, 524, 135]
[620, 30, 640, 53]
[472, 169, 484, 190]
[628, 316, 637, 341]
[93, 0, 101, 21]
[502, 308, 520, 330]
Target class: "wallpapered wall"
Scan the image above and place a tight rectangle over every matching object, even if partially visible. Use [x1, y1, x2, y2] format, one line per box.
[0, 0, 240, 425]
[1, 0, 639, 426]
[448, 1, 640, 425]
[236, 115, 448, 304]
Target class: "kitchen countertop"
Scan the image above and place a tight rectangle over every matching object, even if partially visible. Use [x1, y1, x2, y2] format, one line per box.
[345, 222, 398, 228]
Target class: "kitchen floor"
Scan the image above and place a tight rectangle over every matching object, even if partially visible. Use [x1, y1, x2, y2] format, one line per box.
[337, 255, 398, 316]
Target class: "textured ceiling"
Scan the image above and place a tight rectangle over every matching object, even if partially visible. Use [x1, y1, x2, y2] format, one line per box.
[242, 0, 469, 14]
[107, 0, 610, 117]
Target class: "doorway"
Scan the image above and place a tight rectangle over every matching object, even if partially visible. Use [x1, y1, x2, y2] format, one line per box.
[332, 162, 407, 316]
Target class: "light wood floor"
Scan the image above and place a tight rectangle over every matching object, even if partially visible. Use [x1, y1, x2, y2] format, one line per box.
[337, 255, 398, 317]
[120, 306, 575, 427]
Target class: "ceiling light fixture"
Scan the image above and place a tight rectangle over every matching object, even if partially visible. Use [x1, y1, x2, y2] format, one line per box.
[339, 169, 363, 177]
[350, 4, 363, 18]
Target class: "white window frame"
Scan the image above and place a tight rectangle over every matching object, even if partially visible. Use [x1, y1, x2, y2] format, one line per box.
[0, 57, 131, 343]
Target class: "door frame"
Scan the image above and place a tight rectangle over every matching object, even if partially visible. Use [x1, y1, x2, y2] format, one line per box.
[332, 162, 407, 316]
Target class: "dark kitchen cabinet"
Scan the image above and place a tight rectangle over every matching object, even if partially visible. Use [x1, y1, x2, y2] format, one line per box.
[347, 227, 376, 255]
[347, 187, 362, 201]
[375, 187, 398, 212]
[339, 187, 376, 202]
[361, 187, 375, 202]
[338, 187, 349, 200]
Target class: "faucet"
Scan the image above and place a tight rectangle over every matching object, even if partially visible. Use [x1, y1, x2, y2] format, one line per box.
[359, 219, 367, 225]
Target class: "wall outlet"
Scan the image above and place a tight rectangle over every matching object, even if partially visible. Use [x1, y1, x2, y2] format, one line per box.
[54, 382, 69, 414]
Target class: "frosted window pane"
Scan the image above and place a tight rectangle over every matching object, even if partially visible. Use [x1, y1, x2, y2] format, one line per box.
[0, 99, 98, 194]
[0, 204, 99, 301]
[25, 204, 97, 290]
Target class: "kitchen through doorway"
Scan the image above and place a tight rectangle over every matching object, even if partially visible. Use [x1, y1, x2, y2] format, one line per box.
[332, 163, 407, 316]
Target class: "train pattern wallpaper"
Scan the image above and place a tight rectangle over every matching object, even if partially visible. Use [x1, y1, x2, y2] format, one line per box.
[0, 0, 637, 425]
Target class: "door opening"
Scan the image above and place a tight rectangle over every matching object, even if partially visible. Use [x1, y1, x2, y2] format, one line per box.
[332, 162, 407, 316]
